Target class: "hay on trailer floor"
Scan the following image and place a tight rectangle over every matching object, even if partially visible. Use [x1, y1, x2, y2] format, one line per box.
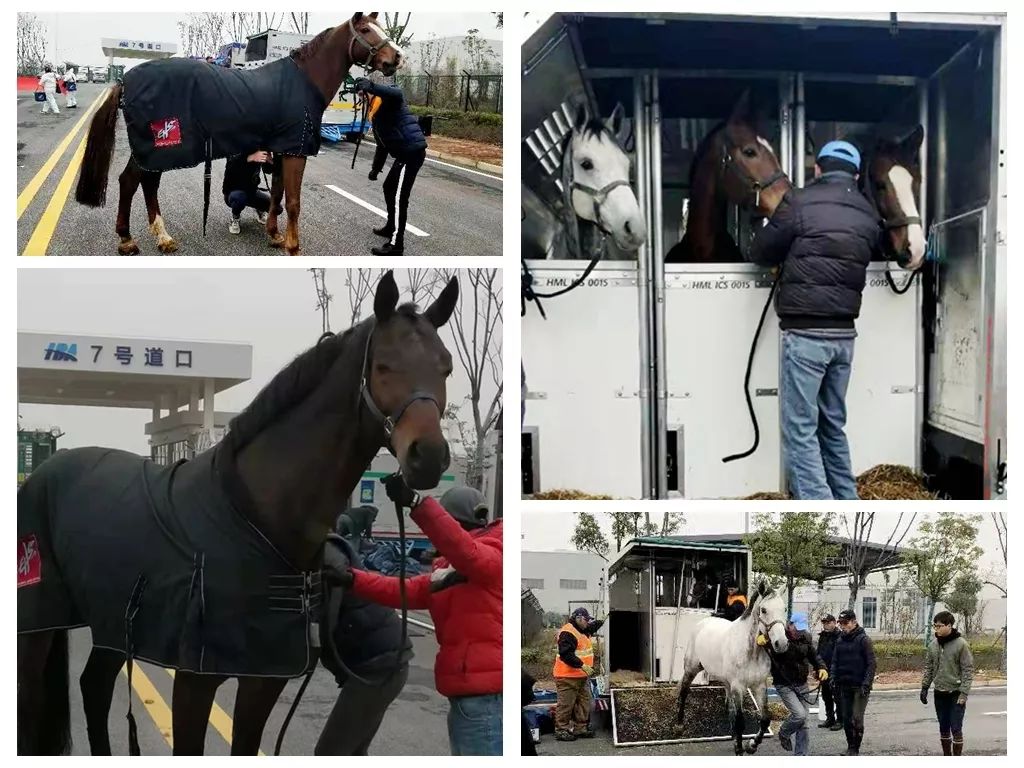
[612, 684, 763, 745]
[528, 489, 616, 500]
[740, 464, 935, 501]
[608, 670, 650, 687]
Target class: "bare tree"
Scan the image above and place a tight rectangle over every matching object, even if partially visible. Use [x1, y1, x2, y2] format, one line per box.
[17, 13, 48, 75]
[289, 13, 309, 35]
[987, 512, 1007, 671]
[309, 269, 332, 334]
[841, 512, 916, 611]
[178, 13, 231, 58]
[493, 12, 503, 29]
[435, 269, 502, 490]
[418, 33, 450, 76]
[383, 12, 414, 47]
[345, 269, 385, 326]
[463, 28, 496, 73]
[406, 269, 441, 306]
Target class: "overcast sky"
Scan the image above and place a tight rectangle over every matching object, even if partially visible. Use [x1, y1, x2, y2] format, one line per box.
[18, 269, 500, 456]
[35, 12, 503, 67]
[522, 510, 1006, 595]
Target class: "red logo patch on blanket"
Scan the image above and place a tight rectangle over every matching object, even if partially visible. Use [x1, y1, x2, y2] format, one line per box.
[18, 534, 42, 588]
[150, 117, 182, 147]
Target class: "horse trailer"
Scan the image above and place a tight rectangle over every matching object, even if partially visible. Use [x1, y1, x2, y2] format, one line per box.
[604, 537, 751, 684]
[521, 13, 1007, 500]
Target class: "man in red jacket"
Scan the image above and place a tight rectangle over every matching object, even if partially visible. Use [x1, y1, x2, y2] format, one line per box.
[338, 478, 503, 755]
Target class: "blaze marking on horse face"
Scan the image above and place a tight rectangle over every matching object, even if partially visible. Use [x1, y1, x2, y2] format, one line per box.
[756, 136, 775, 156]
[366, 22, 404, 58]
[887, 165, 926, 268]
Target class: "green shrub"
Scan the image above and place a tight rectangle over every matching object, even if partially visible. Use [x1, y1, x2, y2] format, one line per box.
[409, 105, 502, 145]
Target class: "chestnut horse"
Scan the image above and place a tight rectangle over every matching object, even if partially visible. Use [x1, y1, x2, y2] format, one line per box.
[665, 91, 791, 263]
[864, 125, 927, 270]
[74, 12, 401, 256]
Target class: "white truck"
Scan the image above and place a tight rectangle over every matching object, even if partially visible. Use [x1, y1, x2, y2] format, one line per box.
[522, 12, 1007, 500]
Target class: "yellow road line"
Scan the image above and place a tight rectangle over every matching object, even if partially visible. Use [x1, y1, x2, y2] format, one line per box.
[121, 665, 174, 748]
[167, 669, 267, 756]
[16, 88, 107, 220]
[21, 132, 90, 257]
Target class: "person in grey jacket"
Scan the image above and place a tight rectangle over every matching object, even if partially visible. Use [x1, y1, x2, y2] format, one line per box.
[921, 611, 975, 756]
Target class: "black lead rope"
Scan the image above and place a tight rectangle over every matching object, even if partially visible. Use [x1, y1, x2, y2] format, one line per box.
[124, 575, 147, 756]
[350, 94, 371, 171]
[202, 138, 212, 237]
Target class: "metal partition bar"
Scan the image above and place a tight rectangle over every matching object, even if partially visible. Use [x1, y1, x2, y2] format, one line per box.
[795, 73, 806, 188]
[651, 73, 669, 499]
[915, 82, 929, 471]
[634, 75, 653, 499]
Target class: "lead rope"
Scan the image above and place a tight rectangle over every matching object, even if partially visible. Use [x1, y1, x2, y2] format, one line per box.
[350, 93, 371, 171]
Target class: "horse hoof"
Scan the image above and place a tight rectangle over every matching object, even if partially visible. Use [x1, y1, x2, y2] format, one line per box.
[286, 246, 301, 256]
[268, 235, 285, 248]
[118, 241, 140, 256]
[157, 239, 179, 254]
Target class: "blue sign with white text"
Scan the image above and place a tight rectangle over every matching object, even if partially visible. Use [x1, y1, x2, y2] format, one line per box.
[359, 479, 375, 504]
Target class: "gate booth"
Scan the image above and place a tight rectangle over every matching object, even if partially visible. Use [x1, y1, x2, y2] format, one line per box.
[522, 13, 1006, 499]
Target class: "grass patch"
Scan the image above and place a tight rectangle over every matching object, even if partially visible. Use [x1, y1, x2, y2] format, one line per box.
[411, 105, 501, 145]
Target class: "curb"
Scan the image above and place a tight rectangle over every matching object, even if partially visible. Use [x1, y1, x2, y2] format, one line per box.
[425, 148, 503, 177]
[872, 679, 1006, 692]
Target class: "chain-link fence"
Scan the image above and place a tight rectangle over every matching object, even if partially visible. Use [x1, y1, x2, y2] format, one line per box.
[395, 72, 503, 114]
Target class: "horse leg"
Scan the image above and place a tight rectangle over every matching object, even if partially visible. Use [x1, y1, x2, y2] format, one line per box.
[171, 670, 225, 755]
[731, 688, 746, 756]
[231, 676, 288, 755]
[281, 155, 306, 256]
[674, 660, 703, 723]
[266, 159, 285, 248]
[140, 170, 178, 254]
[115, 159, 142, 255]
[744, 682, 771, 754]
[18, 629, 71, 755]
[80, 647, 124, 755]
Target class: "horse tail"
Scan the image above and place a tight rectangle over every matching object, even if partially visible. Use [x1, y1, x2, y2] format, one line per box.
[75, 84, 122, 207]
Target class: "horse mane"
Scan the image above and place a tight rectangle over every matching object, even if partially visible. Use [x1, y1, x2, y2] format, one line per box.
[221, 303, 422, 454]
[688, 120, 726, 185]
[290, 27, 335, 62]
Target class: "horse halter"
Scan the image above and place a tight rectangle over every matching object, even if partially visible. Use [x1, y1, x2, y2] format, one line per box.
[562, 134, 632, 236]
[348, 19, 397, 69]
[720, 141, 789, 209]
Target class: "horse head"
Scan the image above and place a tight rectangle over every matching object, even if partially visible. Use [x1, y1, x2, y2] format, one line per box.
[565, 102, 647, 252]
[366, 271, 458, 489]
[719, 90, 791, 217]
[746, 580, 789, 653]
[349, 12, 404, 76]
[866, 125, 926, 269]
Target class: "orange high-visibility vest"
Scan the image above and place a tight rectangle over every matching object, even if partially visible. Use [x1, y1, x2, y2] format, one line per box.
[728, 594, 748, 609]
[553, 622, 594, 678]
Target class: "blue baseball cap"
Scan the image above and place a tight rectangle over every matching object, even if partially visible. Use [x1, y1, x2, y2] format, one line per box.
[789, 612, 809, 631]
[817, 140, 861, 170]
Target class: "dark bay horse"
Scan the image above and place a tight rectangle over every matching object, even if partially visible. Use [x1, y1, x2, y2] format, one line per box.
[666, 91, 791, 263]
[17, 271, 459, 755]
[864, 125, 927, 269]
[74, 12, 402, 256]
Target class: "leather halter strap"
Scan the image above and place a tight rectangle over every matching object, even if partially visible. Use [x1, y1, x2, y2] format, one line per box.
[348, 19, 397, 68]
[720, 141, 789, 209]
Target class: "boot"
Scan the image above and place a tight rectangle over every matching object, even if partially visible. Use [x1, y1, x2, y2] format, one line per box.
[830, 722, 844, 731]
[554, 730, 576, 742]
[940, 737, 953, 756]
[819, 718, 837, 729]
[372, 240, 404, 256]
[373, 223, 395, 238]
[952, 738, 963, 756]
[576, 728, 596, 739]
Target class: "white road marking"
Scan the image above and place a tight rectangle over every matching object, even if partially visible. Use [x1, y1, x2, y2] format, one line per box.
[408, 616, 435, 633]
[424, 156, 503, 181]
[983, 711, 1007, 716]
[324, 184, 429, 237]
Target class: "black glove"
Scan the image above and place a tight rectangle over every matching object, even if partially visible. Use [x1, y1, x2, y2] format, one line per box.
[860, 685, 871, 698]
[353, 77, 372, 94]
[369, 169, 380, 181]
[920, 687, 928, 705]
[322, 535, 354, 588]
[381, 472, 418, 508]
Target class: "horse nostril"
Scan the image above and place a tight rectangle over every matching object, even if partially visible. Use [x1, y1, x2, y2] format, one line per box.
[624, 221, 633, 235]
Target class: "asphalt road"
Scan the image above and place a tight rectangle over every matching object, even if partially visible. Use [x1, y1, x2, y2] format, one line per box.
[64, 614, 450, 755]
[535, 688, 1007, 756]
[17, 84, 502, 257]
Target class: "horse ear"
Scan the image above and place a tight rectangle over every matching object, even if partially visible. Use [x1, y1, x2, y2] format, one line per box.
[901, 124, 924, 159]
[425, 276, 459, 328]
[374, 270, 399, 322]
[352, 12, 364, 23]
[606, 103, 626, 138]
[368, 12, 380, 21]
[728, 89, 753, 125]
[574, 102, 589, 132]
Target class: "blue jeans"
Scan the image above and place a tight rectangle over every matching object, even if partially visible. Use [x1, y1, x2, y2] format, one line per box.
[447, 693, 502, 755]
[224, 189, 276, 218]
[777, 684, 812, 755]
[780, 331, 859, 500]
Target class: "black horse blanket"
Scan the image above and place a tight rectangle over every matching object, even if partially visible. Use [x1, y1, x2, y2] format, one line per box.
[121, 57, 326, 173]
[17, 446, 319, 677]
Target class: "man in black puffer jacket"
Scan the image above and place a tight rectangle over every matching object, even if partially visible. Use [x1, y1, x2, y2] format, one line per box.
[354, 76, 428, 256]
[749, 141, 887, 500]
[829, 609, 877, 756]
[816, 614, 843, 730]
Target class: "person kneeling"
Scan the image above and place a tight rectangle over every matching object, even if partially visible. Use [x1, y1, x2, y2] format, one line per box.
[223, 150, 282, 234]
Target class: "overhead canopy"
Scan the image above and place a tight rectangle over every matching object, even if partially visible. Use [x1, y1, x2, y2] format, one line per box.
[17, 331, 250, 410]
[101, 38, 178, 60]
[609, 535, 750, 577]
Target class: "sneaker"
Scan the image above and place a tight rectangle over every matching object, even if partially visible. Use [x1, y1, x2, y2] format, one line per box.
[576, 729, 596, 739]
[779, 733, 793, 752]
[554, 730, 576, 742]
[228, 217, 241, 234]
[256, 210, 268, 225]
[819, 720, 836, 729]
[830, 723, 844, 731]
[373, 224, 395, 238]
[371, 241, 404, 256]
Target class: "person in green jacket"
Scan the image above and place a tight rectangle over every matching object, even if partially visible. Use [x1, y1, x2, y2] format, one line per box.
[920, 611, 975, 756]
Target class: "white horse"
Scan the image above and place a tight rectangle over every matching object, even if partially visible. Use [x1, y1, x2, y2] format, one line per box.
[522, 102, 646, 260]
[674, 581, 789, 755]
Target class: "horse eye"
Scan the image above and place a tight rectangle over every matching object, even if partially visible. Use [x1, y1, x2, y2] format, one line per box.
[743, 147, 757, 158]
[580, 158, 594, 171]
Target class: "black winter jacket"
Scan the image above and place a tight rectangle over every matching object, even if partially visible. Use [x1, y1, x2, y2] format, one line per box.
[748, 172, 884, 330]
[362, 81, 427, 158]
[817, 628, 840, 668]
[829, 625, 877, 689]
[770, 629, 826, 687]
